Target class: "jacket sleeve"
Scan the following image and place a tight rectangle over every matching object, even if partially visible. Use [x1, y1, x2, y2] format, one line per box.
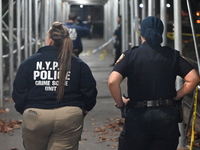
[12, 63, 29, 114]
[80, 63, 97, 111]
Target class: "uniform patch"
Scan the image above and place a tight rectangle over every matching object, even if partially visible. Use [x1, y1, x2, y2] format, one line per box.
[115, 53, 125, 64]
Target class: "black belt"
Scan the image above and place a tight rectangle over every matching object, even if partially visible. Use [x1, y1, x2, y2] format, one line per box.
[131, 99, 174, 108]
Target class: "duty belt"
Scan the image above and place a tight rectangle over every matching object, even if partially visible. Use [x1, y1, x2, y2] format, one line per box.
[131, 99, 174, 108]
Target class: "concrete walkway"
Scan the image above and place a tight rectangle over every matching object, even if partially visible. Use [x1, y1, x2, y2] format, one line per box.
[0, 38, 199, 150]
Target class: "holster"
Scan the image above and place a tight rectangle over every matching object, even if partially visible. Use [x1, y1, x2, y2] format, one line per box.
[173, 99, 183, 123]
[120, 94, 129, 118]
[120, 106, 127, 118]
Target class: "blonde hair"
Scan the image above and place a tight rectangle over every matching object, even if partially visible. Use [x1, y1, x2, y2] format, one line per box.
[48, 22, 73, 100]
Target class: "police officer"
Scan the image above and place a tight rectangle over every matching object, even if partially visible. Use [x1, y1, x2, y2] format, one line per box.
[111, 15, 122, 66]
[12, 22, 97, 150]
[64, 12, 90, 57]
[108, 16, 200, 150]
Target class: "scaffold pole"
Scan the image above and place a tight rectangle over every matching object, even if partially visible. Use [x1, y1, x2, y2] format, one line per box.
[0, 0, 3, 109]
[160, 0, 167, 46]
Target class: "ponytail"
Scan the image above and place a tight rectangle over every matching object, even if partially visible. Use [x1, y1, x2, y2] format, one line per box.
[48, 22, 73, 100]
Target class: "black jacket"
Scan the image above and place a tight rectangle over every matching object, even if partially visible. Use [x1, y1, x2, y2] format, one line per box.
[64, 22, 89, 50]
[12, 46, 97, 114]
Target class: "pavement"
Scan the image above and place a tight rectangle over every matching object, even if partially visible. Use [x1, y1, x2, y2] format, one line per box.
[0, 38, 200, 150]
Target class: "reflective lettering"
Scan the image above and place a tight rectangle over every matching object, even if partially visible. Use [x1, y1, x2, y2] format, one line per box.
[35, 81, 50, 86]
[36, 61, 43, 70]
[45, 61, 51, 70]
[34, 71, 40, 80]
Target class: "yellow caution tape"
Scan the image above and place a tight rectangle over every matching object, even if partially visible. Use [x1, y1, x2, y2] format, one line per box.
[182, 33, 200, 36]
[190, 86, 198, 150]
[167, 32, 174, 40]
[167, 32, 200, 40]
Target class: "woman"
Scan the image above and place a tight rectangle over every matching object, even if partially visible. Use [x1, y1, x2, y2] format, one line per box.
[12, 22, 97, 150]
[108, 16, 200, 150]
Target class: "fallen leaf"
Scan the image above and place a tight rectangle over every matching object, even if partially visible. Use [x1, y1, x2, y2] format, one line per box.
[0, 119, 22, 133]
[93, 117, 124, 143]
[0, 110, 7, 113]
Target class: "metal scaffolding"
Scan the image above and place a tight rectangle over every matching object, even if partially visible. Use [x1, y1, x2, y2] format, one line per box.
[0, 0, 182, 110]
[0, 1, 3, 109]
[0, 0, 71, 108]
[0, 0, 187, 100]
[0, 0, 199, 148]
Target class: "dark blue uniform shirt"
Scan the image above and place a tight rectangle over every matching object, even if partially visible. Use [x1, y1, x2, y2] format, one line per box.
[113, 42, 194, 101]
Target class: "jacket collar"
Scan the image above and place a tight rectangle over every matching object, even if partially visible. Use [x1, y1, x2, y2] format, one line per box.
[37, 46, 57, 53]
[141, 41, 162, 49]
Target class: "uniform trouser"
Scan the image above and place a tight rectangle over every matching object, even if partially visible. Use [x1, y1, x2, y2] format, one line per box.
[118, 106, 180, 150]
[22, 106, 84, 150]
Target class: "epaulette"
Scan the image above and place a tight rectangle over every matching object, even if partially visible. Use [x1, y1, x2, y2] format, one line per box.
[163, 46, 192, 63]
[130, 46, 139, 50]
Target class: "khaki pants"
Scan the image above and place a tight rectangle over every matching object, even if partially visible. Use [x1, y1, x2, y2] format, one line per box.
[22, 106, 84, 150]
